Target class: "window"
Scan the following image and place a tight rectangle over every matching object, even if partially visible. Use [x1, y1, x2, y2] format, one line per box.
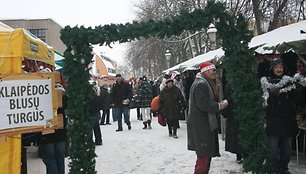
[29, 29, 46, 42]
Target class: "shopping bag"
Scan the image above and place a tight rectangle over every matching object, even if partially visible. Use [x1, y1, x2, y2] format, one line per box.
[151, 95, 160, 111]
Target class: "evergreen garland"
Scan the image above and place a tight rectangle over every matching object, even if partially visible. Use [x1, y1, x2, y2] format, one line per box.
[219, 16, 269, 173]
[60, 1, 268, 173]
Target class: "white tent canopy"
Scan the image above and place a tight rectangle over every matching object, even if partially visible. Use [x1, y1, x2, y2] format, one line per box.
[163, 48, 224, 73]
[249, 20, 306, 54]
[54, 51, 64, 70]
[163, 20, 306, 73]
[0, 21, 13, 32]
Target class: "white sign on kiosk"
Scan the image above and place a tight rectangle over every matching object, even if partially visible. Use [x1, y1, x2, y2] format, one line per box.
[0, 79, 53, 130]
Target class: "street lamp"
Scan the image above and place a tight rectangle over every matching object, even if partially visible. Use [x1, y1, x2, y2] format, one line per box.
[207, 23, 217, 50]
[165, 50, 171, 68]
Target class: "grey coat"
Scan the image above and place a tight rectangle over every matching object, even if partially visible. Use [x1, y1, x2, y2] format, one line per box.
[187, 74, 220, 157]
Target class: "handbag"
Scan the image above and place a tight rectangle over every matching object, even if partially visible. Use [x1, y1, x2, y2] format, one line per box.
[157, 112, 166, 127]
[128, 98, 138, 109]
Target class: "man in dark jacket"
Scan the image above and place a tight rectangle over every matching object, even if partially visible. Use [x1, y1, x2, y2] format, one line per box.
[187, 62, 228, 174]
[110, 74, 133, 132]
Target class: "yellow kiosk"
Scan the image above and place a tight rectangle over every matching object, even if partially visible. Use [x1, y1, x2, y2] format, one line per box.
[0, 23, 60, 173]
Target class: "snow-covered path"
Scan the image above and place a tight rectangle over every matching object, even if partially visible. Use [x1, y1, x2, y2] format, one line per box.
[27, 109, 306, 173]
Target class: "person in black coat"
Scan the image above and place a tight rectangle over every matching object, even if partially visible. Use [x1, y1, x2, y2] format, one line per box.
[260, 58, 299, 174]
[38, 84, 68, 174]
[159, 79, 186, 138]
[89, 84, 103, 145]
[110, 74, 133, 131]
[100, 83, 111, 125]
[223, 82, 244, 164]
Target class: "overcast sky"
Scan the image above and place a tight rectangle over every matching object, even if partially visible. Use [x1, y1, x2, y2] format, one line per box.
[1, 0, 138, 64]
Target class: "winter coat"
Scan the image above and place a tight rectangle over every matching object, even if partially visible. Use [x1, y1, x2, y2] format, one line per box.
[265, 75, 298, 137]
[183, 75, 195, 101]
[187, 75, 220, 157]
[152, 82, 160, 97]
[222, 83, 243, 155]
[89, 94, 103, 120]
[110, 81, 133, 108]
[174, 79, 185, 99]
[100, 87, 111, 110]
[159, 85, 185, 121]
[37, 93, 68, 145]
[137, 81, 153, 108]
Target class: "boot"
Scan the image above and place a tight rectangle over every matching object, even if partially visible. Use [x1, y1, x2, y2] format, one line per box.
[147, 120, 152, 129]
[168, 127, 172, 137]
[173, 129, 178, 138]
[143, 122, 147, 129]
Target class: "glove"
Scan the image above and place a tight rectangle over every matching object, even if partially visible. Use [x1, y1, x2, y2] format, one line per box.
[295, 82, 305, 93]
[301, 68, 306, 76]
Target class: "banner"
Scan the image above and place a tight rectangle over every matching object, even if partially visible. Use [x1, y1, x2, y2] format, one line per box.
[0, 78, 53, 130]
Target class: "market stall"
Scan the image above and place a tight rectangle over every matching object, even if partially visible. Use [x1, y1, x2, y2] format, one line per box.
[0, 24, 61, 173]
[163, 20, 306, 73]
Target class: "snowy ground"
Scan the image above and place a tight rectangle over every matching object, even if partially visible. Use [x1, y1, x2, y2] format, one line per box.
[27, 109, 306, 174]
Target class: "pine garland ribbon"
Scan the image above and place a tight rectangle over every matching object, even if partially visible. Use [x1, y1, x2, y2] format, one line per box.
[261, 74, 306, 106]
[60, 1, 274, 173]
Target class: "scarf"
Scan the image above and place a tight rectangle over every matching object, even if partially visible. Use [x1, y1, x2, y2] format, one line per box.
[196, 72, 219, 131]
[203, 74, 219, 101]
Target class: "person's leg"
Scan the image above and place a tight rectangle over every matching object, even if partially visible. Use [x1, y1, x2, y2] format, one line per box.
[266, 136, 280, 173]
[41, 143, 58, 174]
[116, 107, 123, 131]
[194, 155, 211, 174]
[105, 109, 111, 124]
[137, 107, 141, 120]
[279, 136, 293, 173]
[54, 141, 66, 174]
[93, 118, 102, 144]
[167, 120, 173, 136]
[141, 108, 147, 129]
[112, 108, 117, 122]
[236, 154, 243, 164]
[100, 110, 106, 125]
[142, 107, 150, 122]
[172, 120, 179, 138]
[123, 106, 131, 130]
[146, 107, 152, 129]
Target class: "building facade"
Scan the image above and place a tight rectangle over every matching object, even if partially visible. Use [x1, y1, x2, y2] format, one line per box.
[0, 18, 66, 54]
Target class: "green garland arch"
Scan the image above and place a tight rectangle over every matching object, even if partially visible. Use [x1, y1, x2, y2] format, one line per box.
[60, 1, 268, 173]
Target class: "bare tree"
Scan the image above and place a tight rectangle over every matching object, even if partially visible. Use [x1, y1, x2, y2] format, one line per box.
[125, 0, 306, 76]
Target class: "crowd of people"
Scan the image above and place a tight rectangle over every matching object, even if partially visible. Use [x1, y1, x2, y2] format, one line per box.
[25, 57, 306, 174]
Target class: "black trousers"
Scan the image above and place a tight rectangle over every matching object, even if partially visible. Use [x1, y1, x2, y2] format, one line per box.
[166, 119, 179, 135]
[101, 109, 110, 124]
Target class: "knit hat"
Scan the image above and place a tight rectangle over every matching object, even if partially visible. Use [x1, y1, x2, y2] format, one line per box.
[115, 74, 122, 77]
[199, 62, 216, 73]
[270, 58, 283, 70]
[165, 78, 174, 84]
[171, 71, 180, 79]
